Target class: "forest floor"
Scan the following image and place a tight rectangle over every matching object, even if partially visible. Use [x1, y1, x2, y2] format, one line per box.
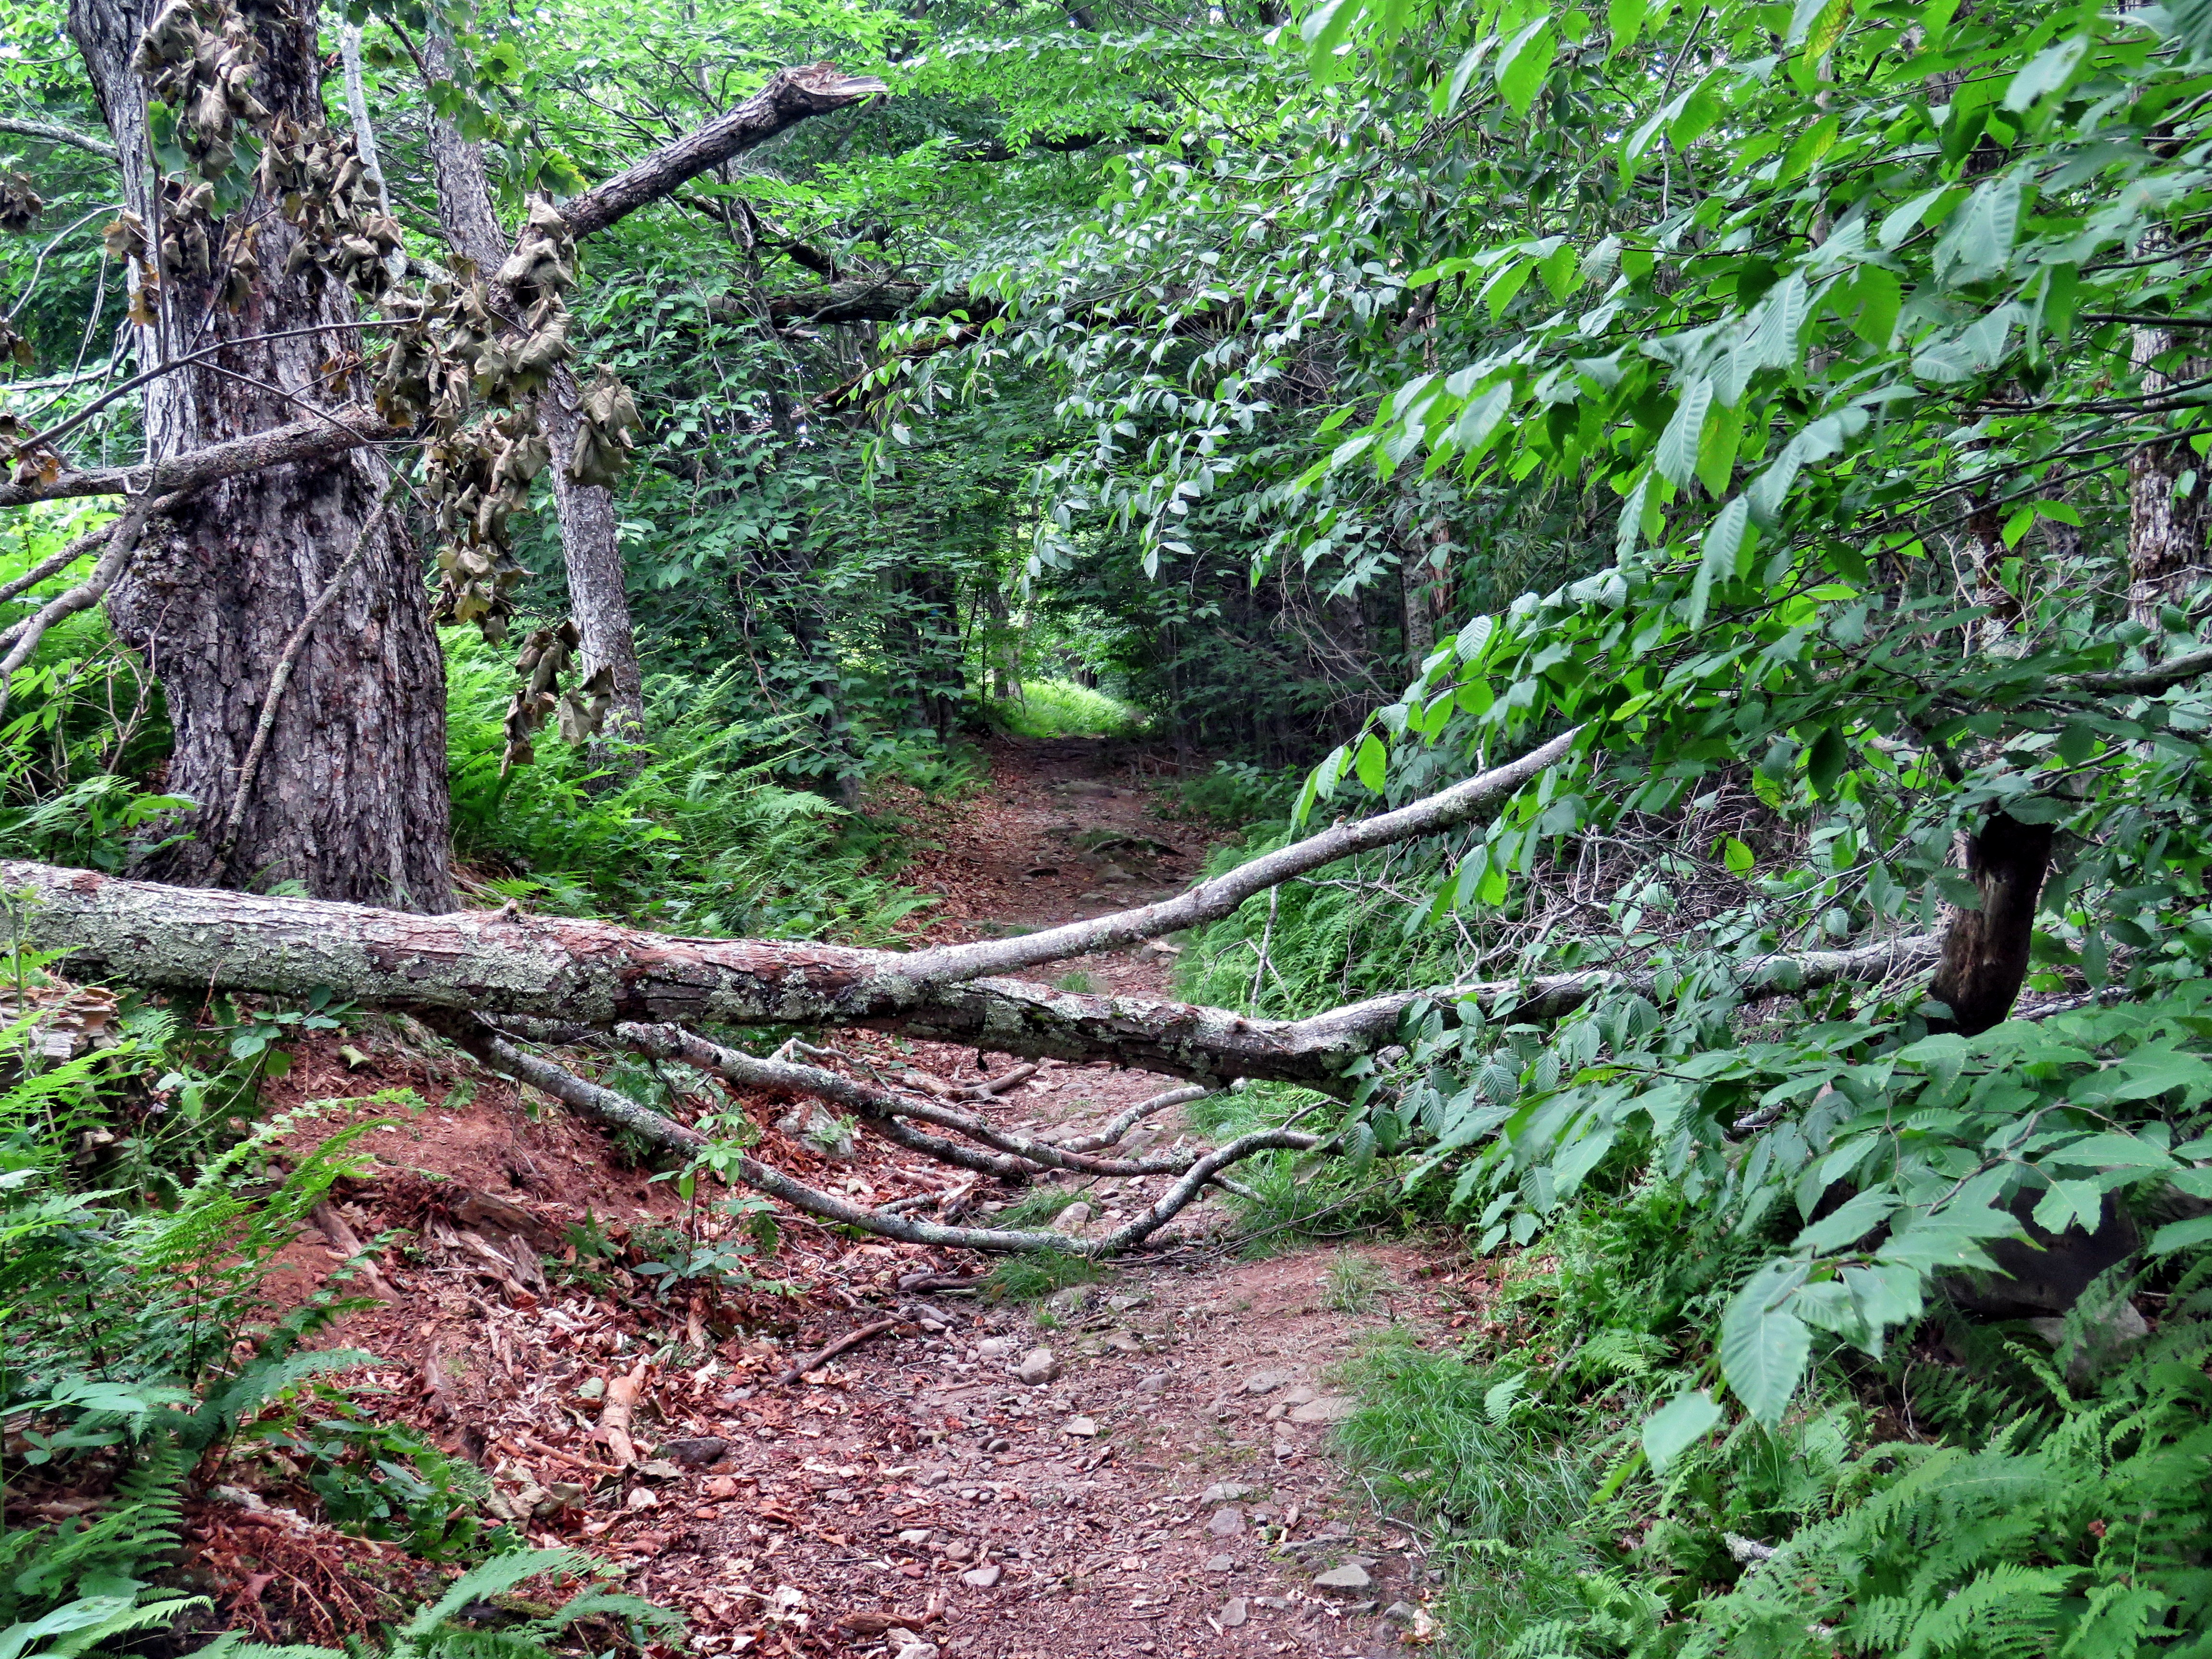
[234, 738, 1486, 1659]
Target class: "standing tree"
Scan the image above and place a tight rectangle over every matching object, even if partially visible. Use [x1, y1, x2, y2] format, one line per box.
[26, 0, 881, 905]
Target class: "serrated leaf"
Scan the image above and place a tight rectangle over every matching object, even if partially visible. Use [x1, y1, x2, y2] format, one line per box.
[2004, 35, 2088, 110]
[1496, 19, 1556, 115]
[1355, 732, 1388, 793]
[1656, 380, 1713, 487]
[2149, 1214, 2212, 1255]
[1704, 495, 1753, 580]
[1719, 1264, 1813, 1426]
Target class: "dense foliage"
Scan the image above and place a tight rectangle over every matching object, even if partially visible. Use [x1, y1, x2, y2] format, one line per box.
[7, 0, 2212, 1650]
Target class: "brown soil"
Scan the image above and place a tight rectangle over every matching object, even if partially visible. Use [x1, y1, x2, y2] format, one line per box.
[230, 738, 1477, 1659]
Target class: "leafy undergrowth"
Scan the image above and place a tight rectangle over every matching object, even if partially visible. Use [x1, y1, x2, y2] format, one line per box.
[444, 631, 935, 939]
[983, 679, 1148, 740]
[1324, 1187, 2212, 1659]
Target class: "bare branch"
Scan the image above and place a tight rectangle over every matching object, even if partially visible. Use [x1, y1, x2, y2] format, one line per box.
[901, 727, 1582, 984]
[617, 1022, 1207, 1178]
[1060, 1084, 1211, 1153]
[612, 1021, 1029, 1179]
[556, 65, 889, 245]
[0, 115, 118, 160]
[0, 405, 400, 509]
[2065, 641, 2212, 696]
[0, 490, 168, 718]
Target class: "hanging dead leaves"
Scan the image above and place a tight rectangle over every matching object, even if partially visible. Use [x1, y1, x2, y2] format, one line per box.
[96, 0, 640, 778]
[0, 171, 41, 235]
[502, 620, 617, 773]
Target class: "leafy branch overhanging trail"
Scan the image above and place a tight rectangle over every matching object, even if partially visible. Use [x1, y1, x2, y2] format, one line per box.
[0, 733, 1965, 1256]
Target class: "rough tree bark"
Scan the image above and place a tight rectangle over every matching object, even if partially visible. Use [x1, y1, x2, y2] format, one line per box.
[421, 33, 647, 743]
[2127, 322, 2210, 630]
[70, 0, 454, 910]
[1925, 810, 2054, 1036]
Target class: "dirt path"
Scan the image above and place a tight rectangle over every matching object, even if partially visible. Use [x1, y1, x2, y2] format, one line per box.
[246, 739, 1468, 1657]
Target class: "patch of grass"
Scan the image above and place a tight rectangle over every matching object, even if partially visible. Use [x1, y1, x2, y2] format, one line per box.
[1054, 970, 1097, 993]
[1324, 1249, 1395, 1312]
[981, 1247, 1103, 1304]
[1336, 1331, 1604, 1649]
[988, 678, 1148, 739]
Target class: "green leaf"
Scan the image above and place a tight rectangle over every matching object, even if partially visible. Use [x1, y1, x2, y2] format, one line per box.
[2032, 1178, 2104, 1234]
[1496, 19, 1557, 116]
[1656, 380, 1713, 487]
[1703, 498, 1753, 590]
[1723, 836, 1755, 875]
[1720, 1264, 1813, 1426]
[1848, 266, 1901, 349]
[2004, 35, 2088, 110]
[1355, 732, 1388, 793]
[1642, 1388, 1724, 1473]
[1607, 0, 1648, 52]
[2149, 1214, 2212, 1256]
[1807, 724, 1848, 799]
[1794, 1189, 1897, 1253]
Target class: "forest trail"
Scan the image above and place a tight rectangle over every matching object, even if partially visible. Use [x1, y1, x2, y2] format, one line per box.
[246, 738, 1476, 1659]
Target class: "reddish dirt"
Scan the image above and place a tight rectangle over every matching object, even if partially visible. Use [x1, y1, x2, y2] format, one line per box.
[230, 739, 1469, 1658]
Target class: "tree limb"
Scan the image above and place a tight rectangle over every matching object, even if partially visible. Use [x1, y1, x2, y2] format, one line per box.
[2065, 640, 2212, 696]
[900, 728, 1582, 984]
[556, 64, 889, 245]
[0, 405, 400, 509]
[0, 490, 168, 717]
[0, 115, 118, 160]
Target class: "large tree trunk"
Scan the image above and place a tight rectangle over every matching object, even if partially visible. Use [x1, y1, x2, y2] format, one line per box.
[69, 0, 453, 910]
[421, 37, 647, 743]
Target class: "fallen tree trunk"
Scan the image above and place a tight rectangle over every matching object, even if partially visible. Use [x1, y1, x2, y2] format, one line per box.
[0, 859, 1413, 1085]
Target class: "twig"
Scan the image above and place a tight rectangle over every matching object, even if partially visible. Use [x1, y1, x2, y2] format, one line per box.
[0, 489, 170, 718]
[774, 1317, 902, 1385]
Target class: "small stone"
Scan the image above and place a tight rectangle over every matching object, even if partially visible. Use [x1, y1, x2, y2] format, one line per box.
[1064, 1415, 1100, 1437]
[1244, 1369, 1294, 1395]
[1280, 1385, 1318, 1406]
[1136, 1372, 1169, 1394]
[1264, 1403, 1286, 1422]
[977, 1336, 1019, 1360]
[1204, 1554, 1236, 1573]
[1383, 1601, 1421, 1627]
[1313, 1564, 1371, 1593]
[1218, 1598, 1249, 1628]
[703, 1476, 741, 1500]
[1206, 1506, 1244, 1537]
[962, 1564, 1003, 1588]
[1052, 1202, 1094, 1237]
[1095, 862, 1134, 883]
[624, 1486, 659, 1512]
[1289, 1395, 1358, 1424]
[1018, 1347, 1062, 1385]
[898, 1528, 932, 1544]
[893, 1640, 938, 1659]
[946, 1539, 975, 1562]
[1045, 1284, 1091, 1314]
[1202, 1482, 1254, 1504]
[1253, 1596, 1292, 1611]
